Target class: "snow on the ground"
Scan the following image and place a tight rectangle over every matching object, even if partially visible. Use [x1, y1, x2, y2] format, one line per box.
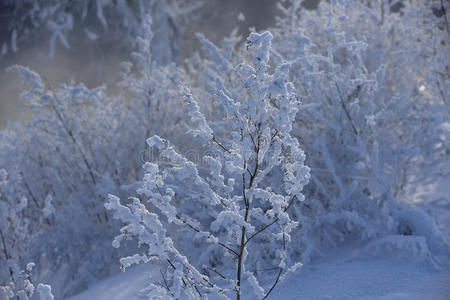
[68, 242, 450, 300]
[271, 244, 450, 300]
[68, 193, 450, 299]
[68, 264, 156, 300]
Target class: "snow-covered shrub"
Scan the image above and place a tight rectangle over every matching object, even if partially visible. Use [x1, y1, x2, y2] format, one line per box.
[0, 263, 54, 300]
[0, 17, 187, 297]
[116, 16, 192, 155]
[181, 0, 449, 263]
[0, 170, 54, 300]
[362, 209, 449, 266]
[262, 0, 449, 258]
[394, 209, 448, 254]
[0, 66, 122, 296]
[107, 31, 310, 299]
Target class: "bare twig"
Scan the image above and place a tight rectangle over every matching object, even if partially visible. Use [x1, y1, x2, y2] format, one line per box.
[440, 0, 449, 34]
[263, 267, 283, 300]
[206, 266, 227, 280]
[160, 269, 171, 292]
[334, 82, 360, 136]
[212, 136, 231, 154]
[0, 229, 14, 283]
[263, 232, 286, 299]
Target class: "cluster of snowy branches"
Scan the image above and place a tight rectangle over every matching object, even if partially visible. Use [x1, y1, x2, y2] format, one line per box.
[183, 0, 449, 267]
[0, 15, 188, 296]
[107, 31, 310, 299]
[263, 0, 450, 262]
[0, 170, 54, 300]
[0, 0, 448, 298]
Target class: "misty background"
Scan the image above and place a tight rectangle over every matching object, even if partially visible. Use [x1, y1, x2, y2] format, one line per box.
[0, 0, 321, 129]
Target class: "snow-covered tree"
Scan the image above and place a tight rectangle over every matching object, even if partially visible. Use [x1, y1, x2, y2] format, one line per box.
[107, 31, 310, 299]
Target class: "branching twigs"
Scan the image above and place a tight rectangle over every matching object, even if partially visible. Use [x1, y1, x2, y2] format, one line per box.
[0, 229, 10, 261]
[440, 0, 449, 34]
[212, 136, 231, 154]
[20, 172, 41, 210]
[175, 214, 239, 257]
[43, 79, 97, 185]
[154, 184, 238, 257]
[334, 82, 360, 136]
[244, 195, 296, 247]
[19, 171, 52, 226]
[167, 259, 189, 287]
[263, 232, 286, 299]
[0, 229, 14, 283]
[49, 99, 97, 185]
[436, 75, 448, 105]
[167, 257, 225, 299]
[206, 266, 227, 281]
[262, 267, 283, 300]
[160, 269, 171, 293]
[270, 130, 279, 143]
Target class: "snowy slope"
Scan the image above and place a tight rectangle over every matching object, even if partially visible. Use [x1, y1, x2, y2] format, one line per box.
[68, 264, 157, 300]
[271, 245, 450, 300]
[68, 243, 450, 300]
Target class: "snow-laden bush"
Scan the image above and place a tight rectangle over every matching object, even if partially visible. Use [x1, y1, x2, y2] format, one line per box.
[184, 0, 449, 263]
[0, 263, 54, 300]
[107, 31, 310, 299]
[0, 16, 187, 297]
[0, 170, 54, 300]
[268, 0, 449, 257]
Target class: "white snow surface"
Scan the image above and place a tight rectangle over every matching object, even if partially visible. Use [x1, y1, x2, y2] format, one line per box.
[68, 264, 155, 300]
[68, 243, 450, 300]
[271, 246, 450, 300]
